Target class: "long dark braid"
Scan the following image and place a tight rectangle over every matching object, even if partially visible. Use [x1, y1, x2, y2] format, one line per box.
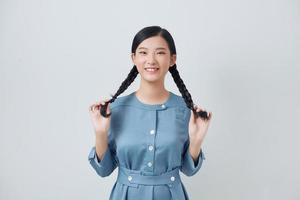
[169, 64, 208, 119]
[100, 65, 138, 117]
[100, 25, 208, 120]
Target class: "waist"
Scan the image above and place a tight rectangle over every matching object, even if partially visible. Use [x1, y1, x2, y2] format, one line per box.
[116, 166, 181, 188]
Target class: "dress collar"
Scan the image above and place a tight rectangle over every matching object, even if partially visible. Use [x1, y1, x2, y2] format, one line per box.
[128, 91, 176, 111]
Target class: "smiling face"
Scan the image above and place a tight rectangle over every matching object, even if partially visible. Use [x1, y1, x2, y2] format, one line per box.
[131, 36, 176, 83]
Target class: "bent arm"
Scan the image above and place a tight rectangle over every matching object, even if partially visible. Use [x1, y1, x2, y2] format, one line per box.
[88, 130, 118, 177]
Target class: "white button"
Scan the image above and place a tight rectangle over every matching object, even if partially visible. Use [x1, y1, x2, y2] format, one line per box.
[170, 176, 175, 181]
[150, 130, 155, 135]
[148, 145, 154, 151]
[147, 162, 152, 167]
[161, 104, 165, 108]
[128, 176, 132, 181]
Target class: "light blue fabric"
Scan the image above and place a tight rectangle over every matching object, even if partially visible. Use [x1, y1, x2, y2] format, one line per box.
[88, 91, 206, 200]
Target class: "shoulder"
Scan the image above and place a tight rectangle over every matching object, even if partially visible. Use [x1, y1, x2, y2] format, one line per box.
[170, 92, 190, 112]
[171, 92, 187, 107]
[171, 92, 192, 120]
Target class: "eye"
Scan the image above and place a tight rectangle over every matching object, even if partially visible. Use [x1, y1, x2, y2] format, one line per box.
[158, 52, 166, 54]
[139, 51, 146, 55]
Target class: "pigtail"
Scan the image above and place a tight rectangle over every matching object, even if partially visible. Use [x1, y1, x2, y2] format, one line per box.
[169, 64, 208, 120]
[100, 65, 139, 117]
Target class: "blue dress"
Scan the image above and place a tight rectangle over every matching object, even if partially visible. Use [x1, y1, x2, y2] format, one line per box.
[88, 91, 206, 200]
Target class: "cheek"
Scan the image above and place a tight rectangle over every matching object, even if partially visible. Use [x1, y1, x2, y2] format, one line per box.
[158, 57, 171, 66]
[158, 59, 171, 71]
[133, 59, 145, 72]
[135, 63, 145, 73]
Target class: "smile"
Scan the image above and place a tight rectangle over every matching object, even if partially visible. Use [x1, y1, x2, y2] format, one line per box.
[145, 68, 159, 72]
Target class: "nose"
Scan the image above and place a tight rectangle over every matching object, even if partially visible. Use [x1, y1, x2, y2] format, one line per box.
[147, 53, 156, 65]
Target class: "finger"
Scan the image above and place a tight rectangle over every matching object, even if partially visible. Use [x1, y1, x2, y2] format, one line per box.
[203, 111, 211, 121]
[100, 98, 110, 104]
[197, 106, 205, 112]
[190, 109, 196, 123]
[208, 112, 213, 120]
[100, 100, 108, 105]
[89, 105, 94, 112]
[204, 110, 210, 120]
[196, 107, 206, 113]
[106, 102, 111, 115]
[197, 106, 208, 113]
[196, 107, 210, 120]
[90, 98, 110, 112]
[93, 103, 101, 110]
[92, 104, 98, 111]
[194, 105, 205, 119]
[194, 104, 205, 112]
[194, 105, 202, 113]
[97, 100, 111, 115]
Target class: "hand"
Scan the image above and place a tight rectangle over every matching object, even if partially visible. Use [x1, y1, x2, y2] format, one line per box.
[88, 98, 111, 134]
[188, 105, 212, 145]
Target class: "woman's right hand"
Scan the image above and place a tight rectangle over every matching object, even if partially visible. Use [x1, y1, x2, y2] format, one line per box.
[89, 98, 111, 135]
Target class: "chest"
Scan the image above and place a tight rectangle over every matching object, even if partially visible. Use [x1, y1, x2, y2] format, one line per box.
[111, 106, 189, 156]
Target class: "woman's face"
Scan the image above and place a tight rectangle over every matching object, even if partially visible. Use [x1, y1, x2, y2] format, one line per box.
[131, 36, 176, 83]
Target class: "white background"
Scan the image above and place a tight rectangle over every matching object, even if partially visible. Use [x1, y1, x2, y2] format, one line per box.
[1, 0, 299, 199]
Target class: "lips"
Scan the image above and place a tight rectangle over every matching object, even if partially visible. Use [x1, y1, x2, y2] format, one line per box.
[145, 67, 159, 72]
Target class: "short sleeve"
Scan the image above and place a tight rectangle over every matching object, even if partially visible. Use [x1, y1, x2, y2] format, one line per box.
[88, 130, 118, 177]
[180, 138, 206, 176]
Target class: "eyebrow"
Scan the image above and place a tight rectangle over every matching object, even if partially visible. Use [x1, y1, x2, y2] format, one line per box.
[137, 47, 167, 50]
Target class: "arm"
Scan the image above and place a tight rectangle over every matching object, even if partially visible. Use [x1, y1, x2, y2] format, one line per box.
[189, 139, 203, 163]
[180, 138, 205, 176]
[88, 130, 118, 177]
[95, 131, 108, 161]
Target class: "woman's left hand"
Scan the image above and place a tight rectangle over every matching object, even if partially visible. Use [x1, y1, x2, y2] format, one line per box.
[188, 105, 213, 145]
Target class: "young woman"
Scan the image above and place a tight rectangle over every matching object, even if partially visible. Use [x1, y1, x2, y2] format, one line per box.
[88, 26, 212, 200]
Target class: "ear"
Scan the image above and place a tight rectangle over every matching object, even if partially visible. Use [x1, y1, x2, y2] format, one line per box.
[131, 53, 135, 64]
[170, 54, 177, 66]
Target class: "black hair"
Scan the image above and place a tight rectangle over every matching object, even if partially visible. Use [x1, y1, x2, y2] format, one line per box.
[100, 26, 208, 119]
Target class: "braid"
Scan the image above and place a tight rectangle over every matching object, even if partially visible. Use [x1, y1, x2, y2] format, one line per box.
[169, 64, 208, 119]
[100, 65, 139, 117]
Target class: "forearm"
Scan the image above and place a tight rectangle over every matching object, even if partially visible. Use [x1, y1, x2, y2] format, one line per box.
[189, 138, 203, 162]
[95, 131, 108, 161]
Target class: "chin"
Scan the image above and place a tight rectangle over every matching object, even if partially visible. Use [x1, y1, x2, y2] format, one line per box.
[142, 77, 163, 83]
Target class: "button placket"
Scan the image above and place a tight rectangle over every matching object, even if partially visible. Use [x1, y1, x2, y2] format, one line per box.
[144, 111, 157, 172]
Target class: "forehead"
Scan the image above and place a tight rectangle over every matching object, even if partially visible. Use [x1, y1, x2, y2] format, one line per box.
[137, 36, 169, 50]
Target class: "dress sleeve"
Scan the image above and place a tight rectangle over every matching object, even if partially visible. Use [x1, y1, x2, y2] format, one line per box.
[88, 129, 118, 177]
[180, 138, 206, 176]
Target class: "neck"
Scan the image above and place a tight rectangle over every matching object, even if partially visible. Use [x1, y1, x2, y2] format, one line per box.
[135, 79, 169, 104]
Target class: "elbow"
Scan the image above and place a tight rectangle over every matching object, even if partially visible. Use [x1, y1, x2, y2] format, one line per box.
[180, 160, 204, 177]
[96, 170, 111, 178]
[89, 160, 115, 178]
[181, 168, 199, 177]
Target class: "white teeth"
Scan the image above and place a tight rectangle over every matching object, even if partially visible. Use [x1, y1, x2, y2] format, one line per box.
[145, 68, 158, 72]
